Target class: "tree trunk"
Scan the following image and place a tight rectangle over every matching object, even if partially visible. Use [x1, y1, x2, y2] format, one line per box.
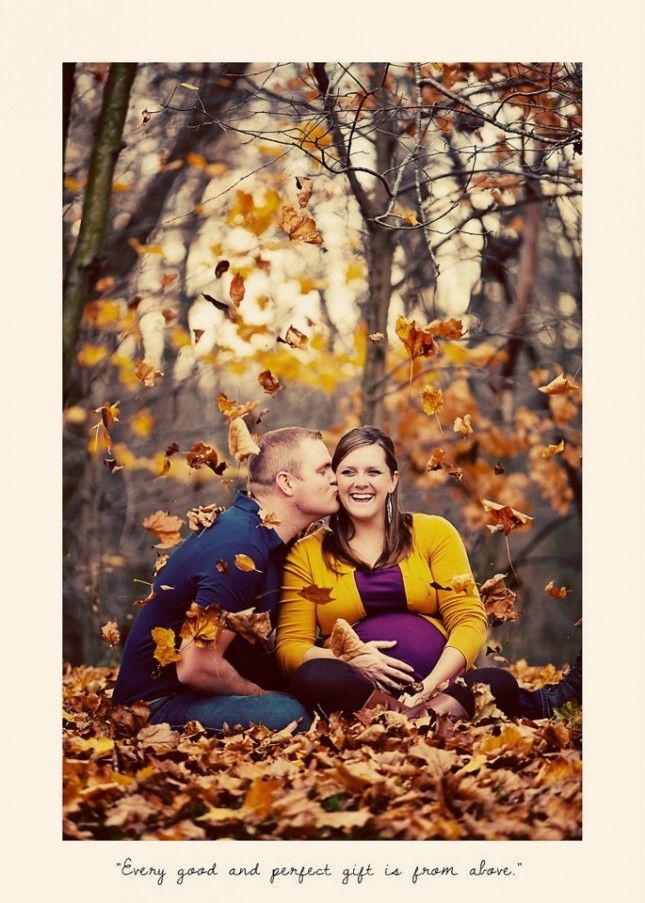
[62, 63, 76, 157]
[63, 62, 137, 404]
[361, 225, 395, 424]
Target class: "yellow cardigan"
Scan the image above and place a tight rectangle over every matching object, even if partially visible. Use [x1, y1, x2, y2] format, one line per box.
[276, 513, 488, 676]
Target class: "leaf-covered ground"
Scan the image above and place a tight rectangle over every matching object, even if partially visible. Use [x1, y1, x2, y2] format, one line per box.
[63, 662, 581, 841]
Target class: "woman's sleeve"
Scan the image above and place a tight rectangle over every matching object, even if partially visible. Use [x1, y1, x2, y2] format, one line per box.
[275, 540, 319, 676]
[424, 517, 488, 667]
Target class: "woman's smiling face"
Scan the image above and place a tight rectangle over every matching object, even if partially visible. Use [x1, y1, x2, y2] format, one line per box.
[335, 442, 399, 524]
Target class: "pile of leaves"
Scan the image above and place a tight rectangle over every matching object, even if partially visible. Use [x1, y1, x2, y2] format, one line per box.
[63, 662, 581, 841]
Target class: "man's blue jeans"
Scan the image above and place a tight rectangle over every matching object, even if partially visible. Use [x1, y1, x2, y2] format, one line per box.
[147, 690, 313, 733]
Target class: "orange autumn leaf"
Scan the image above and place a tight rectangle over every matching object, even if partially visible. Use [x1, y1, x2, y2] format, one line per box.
[277, 204, 324, 245]
[538, 373, 580, 396]
[479, 573, 519, 625]
[453, 414, 473, 436]
[395, 315, 437, 360]
[95, 401, 120, 431]
[216, 392, 258, 421]
[101, 620, 120, 647]
[300, 585, 335, 604]
[185, 442, 227, 475]
[243, 776, 281, 817]
[278, 325, 309, 349]
[542, 440, 565, 458]
[234, 553, 261, 573]
[151, 627, 180, 666]
[228, 417, 260, 462]
[258, 369, 283, 396]
[224, 608, 272, 645]
[329, 619, 369, 660]
[142, 510, 184, 549]
[426, 448, 446, 471]
[229, 273, 245, 307]
[481, 499, 533, 535]
[422, 386, 444, 416]
[180, 603, 224, 647]
[186, 503, 225, 532]
[134, 360, 164, 387]
[545, 581, 568, 599]
[133, 588, 156, 608]
[257, 508, 282, 528]
[296, 176, 313, 208]
[427, 317, 465, 340]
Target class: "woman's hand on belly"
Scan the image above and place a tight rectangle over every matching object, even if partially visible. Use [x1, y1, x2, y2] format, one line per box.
[350, 641, 416, 693]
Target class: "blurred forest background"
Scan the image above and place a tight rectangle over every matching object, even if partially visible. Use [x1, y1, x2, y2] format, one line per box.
[62, 61, 582, 670]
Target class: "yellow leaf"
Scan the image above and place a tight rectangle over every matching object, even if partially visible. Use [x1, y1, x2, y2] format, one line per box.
[70, 736, 115, 757]
[101, 619, 120, 647]
[77, 344, 108, 367]
[301, 585, 335, 604]
[63, 175, 84, 191]
[186, 152, 207, 170]
[345, 260, 366, 282]
[129, 409, 155, 438]
[399, 207, 418, 226]
[151, 626, 181, 666]
[257, 508, 281, 528]
[133, 360, 164, 387]
[395, 315, 437, 359]
[142, 510, 184, 548]
[451, 573, 477, 595]
[422, 385, 444, 416]
[126, 238, 163, 256]
[277, 205, 324, 245]
[542, 440, 565, 458]
[453, 414, 473, 436]
[234, 553, 261, 573]
[243, 777, 281, 817]
[180, 602, 224, 647]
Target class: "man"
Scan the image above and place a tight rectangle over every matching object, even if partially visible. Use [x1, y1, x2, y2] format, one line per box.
[112, 427, 339, 732]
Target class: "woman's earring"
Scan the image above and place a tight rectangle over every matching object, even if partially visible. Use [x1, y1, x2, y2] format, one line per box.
[386, 493, 393, 525]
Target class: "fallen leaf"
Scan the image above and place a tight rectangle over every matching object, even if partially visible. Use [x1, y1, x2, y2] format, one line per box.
[258, 369, 283, 396]
[230, 273, 245, 306]
[150, 626, 181, 666]
[301, 585, 335, 604]
[180, 603, 224, 647]
[229, 418, 260, 462]
[296, 176, 314, 208]
[454, 414, 473, 436]
[480, 573, 519, 624]
[186, 503, 225, 532]
[422, 386, 444, 416]
[244, 776, 281, 817]
[185, 442, 227, 475]
[481, 499, 533, 535]
[137, 722, 179, 753]
[234, 553, 261, 573]
[101, 620, 120, 647]
[224, 608, 272, 645]
[217, 393, 259, 421]
[142, 510, 184, 549]
[277, 204, 324, 244]
[427, 317, 465, 339]
[538, 374, 580, 396]
[545, 581, 568, 599]
[542, 440, 565, 458]
[134, 360, 164, 387]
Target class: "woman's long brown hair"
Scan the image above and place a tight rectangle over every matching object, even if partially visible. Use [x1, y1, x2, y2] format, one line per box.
[322, 426, 413, 571]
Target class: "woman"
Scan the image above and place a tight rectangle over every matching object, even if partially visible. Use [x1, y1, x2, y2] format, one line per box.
[276, 426, 582, 722]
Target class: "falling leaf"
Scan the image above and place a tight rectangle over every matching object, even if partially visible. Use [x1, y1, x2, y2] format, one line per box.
[133, 588, 156, 608]
[329, 619, 369, 660]
[369, 332, 384, 343]
[217, 393, 259, 421]
[180, 603, 224, 647]
[234, 553, 261, 573]
[229, 273, 245, 307]
[427, 317, 465, 339]
[78, 344, 108, 367]
[151, 626, 180, 666]
[481, 499, 533, 535]
[453, 414, 473, 436]
[451, 573, 477, 595]
[277, 204, 324, 244]
[95, 401, 120, 431]
[215, 559, 229, 574]
[545, 581, 568, 599]
[538, 374, 580, 396]
[471, 683, 508, 724]
[480, 573, 519, 624]
[137, 723, 179, 753]
[130, 408, 155, 438]
[201, 292, 230, 312]
[103, 458, 123, 473]
[400, 207, 418, 226]
[101, 620, 120, 647]
[395, 316, 438, 360]
[228, 418, 260, 462]
[186, 503, 225, 532]
[426, 448, 446, 471]
[422, 386, 444, 416]
[486, 639, 503, 656]
[215, 260, 230, 278]
[296, 176, 314, 208]
[186, 441, 227, 475]
[134, 361, 164, 387]
[542, 440, 565, 458]
[153, 552, 169, 576]
[257, 509, 281, 528]
[224, 608, 272, 645]
[300, 585, 335, 605]
[142, 510, 184, 549]
[258, 369, 283, 396]
[277, 325, 309, 349]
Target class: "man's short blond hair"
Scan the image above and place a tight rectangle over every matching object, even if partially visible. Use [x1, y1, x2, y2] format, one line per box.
[247, 427, 322, 489]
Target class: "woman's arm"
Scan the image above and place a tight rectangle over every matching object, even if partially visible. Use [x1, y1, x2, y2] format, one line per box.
[400, 646, 466, 706]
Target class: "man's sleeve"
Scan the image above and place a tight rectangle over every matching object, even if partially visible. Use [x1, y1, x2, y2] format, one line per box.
[194, 540, 265, 612]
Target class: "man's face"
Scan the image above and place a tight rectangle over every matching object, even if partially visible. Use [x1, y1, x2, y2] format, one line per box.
[290, 438, 339, 519]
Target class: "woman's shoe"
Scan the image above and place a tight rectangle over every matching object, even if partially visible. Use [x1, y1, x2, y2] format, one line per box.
[538, 652, 582, 716]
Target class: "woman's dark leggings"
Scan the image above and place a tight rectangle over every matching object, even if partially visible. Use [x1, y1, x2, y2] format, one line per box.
[291, 659, 547, 720]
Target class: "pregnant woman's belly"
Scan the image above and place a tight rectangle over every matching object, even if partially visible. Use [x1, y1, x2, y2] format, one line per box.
[352, 612, 446, 681]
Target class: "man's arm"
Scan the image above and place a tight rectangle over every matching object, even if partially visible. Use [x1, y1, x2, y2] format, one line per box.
[176, 628, 268, 696]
